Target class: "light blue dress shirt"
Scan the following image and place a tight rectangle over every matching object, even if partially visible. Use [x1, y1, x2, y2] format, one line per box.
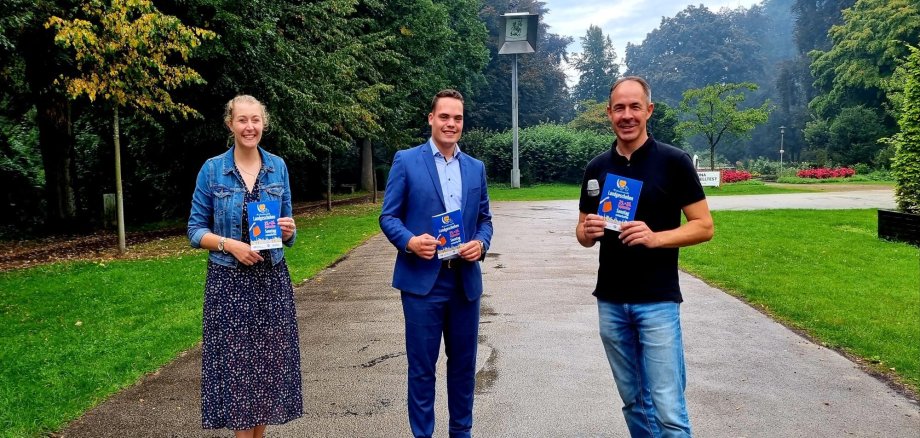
[430, 138, 463, 212]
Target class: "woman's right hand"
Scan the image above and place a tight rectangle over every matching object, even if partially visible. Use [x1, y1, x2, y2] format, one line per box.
[226, 239, 264, 266]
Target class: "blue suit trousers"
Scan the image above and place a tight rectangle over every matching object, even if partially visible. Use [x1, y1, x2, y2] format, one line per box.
[401, 266, 480, 438]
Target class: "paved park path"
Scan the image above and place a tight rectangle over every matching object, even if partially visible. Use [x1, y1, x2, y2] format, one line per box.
[60, 188, 919, 437]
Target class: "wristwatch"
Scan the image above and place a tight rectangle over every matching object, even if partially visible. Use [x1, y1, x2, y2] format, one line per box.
[218, 236, 227, 254]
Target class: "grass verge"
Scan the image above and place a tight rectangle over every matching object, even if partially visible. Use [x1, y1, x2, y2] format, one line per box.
[0, 203, 382, 437]
[680, 209, 920, 394]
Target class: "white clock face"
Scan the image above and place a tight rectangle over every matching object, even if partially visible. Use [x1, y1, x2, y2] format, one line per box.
[505, 17, 527, 41]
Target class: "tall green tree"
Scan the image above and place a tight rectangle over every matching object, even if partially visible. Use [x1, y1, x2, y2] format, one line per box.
[352, 0, 488, 191]
[468, 0, 574, 131]
[159, 0, 393, 202]
[809, 0, 919, 119]
[677, 82, 772, 170]
[887, 45, 920, 213]
[771, 0, 853, 163]
[625, 5, 767, 105]
[47, 0, 215, 253]
[822, 106, 887, 165]
[648, 101, 683, 147]
[0, 0, 85, 231]
[572, 25, 618, 103]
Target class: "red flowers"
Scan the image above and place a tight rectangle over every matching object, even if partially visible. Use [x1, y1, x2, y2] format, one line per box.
[796, 167, 856, 179]
[722, 169, 753, 183]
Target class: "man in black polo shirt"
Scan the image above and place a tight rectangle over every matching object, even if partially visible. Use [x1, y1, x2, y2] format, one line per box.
[576, 76, 713, 438]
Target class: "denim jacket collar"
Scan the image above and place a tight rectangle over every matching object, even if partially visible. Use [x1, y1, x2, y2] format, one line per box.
[219, 145, 277, 177]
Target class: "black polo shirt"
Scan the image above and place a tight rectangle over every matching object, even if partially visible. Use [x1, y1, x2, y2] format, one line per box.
[578, 136, 705, 303]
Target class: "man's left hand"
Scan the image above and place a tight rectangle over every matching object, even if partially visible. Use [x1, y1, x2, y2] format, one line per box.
[458, 240, 483, 262]
[619, 221, 661, 248]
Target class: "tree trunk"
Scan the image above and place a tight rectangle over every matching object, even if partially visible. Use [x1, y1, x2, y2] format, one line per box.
[360, 138, 373, 192]
[25, 17, 79, 232]
[326, 151, 332, 211]
[35, 93, 77, 232]
[114, 106, 126, 254]
[710, 144, 716, 170]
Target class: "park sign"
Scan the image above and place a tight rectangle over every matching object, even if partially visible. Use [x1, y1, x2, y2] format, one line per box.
[698, 170, 721, 187]
[498, 12, 538, 54]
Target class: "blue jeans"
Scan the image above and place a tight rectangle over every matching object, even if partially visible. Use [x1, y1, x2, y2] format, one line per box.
[597, 299, 691, 438]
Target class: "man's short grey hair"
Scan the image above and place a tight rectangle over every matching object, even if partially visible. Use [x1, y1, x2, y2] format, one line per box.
[609, 76, 652, 105]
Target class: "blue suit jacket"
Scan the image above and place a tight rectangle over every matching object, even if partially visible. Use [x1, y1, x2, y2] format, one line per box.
[379, 142, 493, 300]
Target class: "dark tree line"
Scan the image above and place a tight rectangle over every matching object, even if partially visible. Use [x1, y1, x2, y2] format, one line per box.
[0, 0, 576, 235]
[3, 0, 916, 236]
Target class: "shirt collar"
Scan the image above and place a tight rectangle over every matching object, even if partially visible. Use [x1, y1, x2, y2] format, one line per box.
[611, 135, 655, 163]
[429, 138, 462, 159]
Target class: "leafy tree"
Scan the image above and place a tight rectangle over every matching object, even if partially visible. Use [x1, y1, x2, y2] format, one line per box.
[572, 25, 618, 103]
[158, 0, 392, 204]
[568, 100, 609, 134]
[677, 82, 772, 170]
[771, 0, 854, 163]
[824, 106, 887, 166]
[887, 45, 920, 213]
[792, 0, 855, 53]
[625, 5, 767, 105]
[47, 0, 215, 252]
[648, 101, 683, 147]
[468, 0, 574, 132]
[0, 0, 85, 231]
[567, 99, 682, 148]
[809, 0, 920, 119]
[353, 0, 488, 191]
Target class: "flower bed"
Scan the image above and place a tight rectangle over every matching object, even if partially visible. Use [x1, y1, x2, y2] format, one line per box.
[796, 167, 856, 179]
[722, 169, 753, 183]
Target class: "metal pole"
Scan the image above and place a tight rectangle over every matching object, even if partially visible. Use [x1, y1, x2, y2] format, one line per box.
[779, 126, 785, 170]
[511, 53, 520, 188]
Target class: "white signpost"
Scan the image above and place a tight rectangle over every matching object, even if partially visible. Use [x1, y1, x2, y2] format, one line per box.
[697, 170, 721, 187]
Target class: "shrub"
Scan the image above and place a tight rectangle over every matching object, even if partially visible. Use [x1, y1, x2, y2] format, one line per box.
[889, 45, 920, 214]
[463, 124, 611, 184]
[738, 157, 780, 177]
[722, 169, 753, 183]
[796, 167, 856, 179]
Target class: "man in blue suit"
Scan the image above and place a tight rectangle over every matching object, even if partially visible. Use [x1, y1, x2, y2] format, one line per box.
[380, 89, 493, 438]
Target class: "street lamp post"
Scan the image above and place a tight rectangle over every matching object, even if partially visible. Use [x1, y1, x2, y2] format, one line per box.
[779, 125, 785, 171]
[498, 11, 538, 188]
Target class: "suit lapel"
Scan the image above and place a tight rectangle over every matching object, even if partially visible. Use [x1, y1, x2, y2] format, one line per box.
[460, 151, 476, 223]
[421, 142, 446, 210]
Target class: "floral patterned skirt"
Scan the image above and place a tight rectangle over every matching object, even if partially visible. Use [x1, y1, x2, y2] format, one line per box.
[201, 258, 303, 430]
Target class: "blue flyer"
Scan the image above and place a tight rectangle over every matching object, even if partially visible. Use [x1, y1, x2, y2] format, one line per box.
[597, 173, 643, 232]
[247, 200, 282, 250]
[432, 209, 465, 260]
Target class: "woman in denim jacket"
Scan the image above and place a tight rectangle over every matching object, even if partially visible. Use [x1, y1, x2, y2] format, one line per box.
[187, 95, 303, 438]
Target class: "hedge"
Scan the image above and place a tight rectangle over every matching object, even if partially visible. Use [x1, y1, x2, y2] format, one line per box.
[462, 124, 612, 185]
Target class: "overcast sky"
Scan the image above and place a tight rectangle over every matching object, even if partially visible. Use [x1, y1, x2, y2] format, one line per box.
[539, 0, 763, 83]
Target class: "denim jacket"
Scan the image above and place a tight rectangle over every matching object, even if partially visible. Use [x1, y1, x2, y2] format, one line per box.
[187, 145, 296, 267]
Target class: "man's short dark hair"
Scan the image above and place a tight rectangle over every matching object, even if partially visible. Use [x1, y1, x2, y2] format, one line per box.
[609, 76, 652, 106]
[431, 89, 464, 112]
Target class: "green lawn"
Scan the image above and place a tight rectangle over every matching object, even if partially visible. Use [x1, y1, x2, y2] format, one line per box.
[0, 204, 382, 438]
[488, 183, 582, 201]
[680, 209, 920, 392]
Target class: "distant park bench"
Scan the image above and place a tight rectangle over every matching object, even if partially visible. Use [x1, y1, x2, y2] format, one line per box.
[340, 183, 357, 194]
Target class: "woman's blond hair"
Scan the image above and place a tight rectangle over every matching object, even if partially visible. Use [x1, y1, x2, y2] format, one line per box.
[223, 95, 270, 129]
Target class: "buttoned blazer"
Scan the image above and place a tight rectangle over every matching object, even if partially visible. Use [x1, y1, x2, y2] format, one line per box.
[379, 142, 493, 300]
